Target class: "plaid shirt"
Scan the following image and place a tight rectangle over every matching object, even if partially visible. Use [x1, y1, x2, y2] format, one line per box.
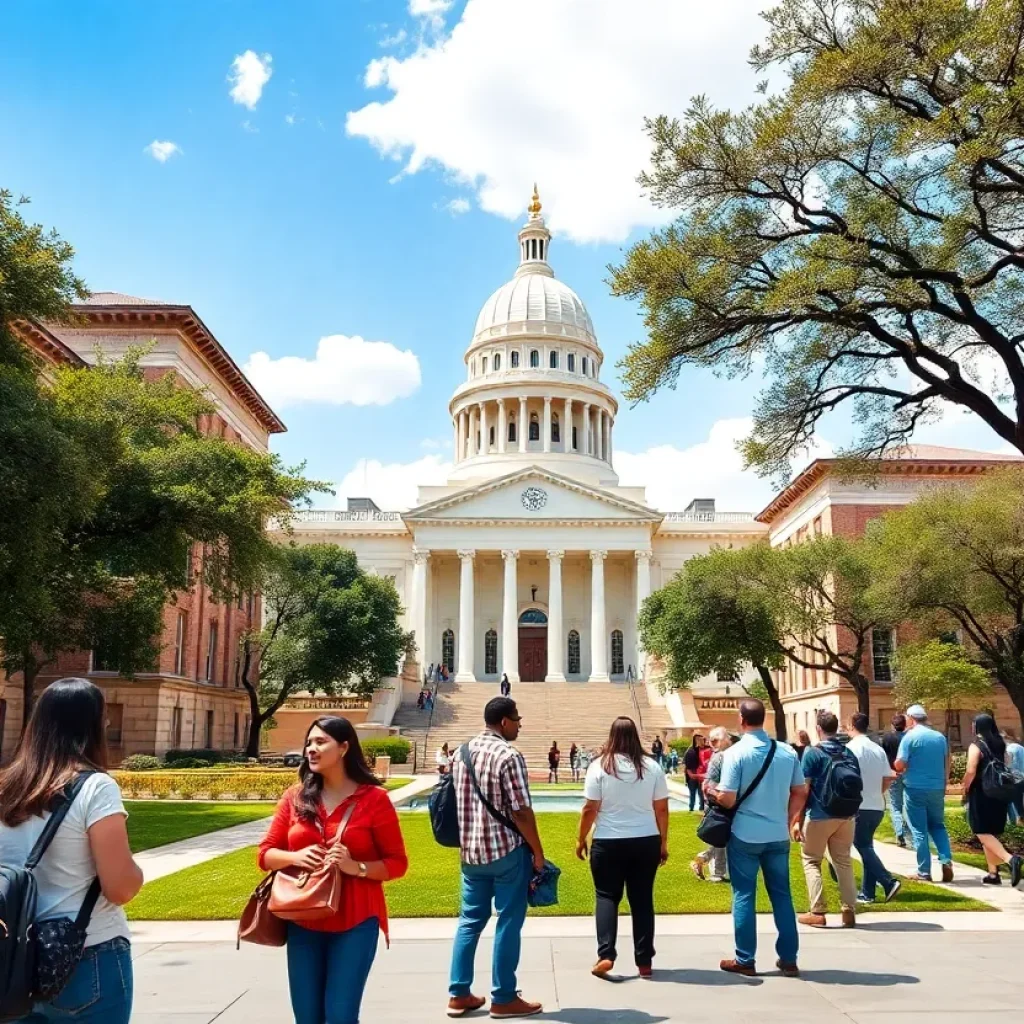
[454, 730, 531, 865]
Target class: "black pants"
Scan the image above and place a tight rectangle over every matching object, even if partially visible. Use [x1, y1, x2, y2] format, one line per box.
[686, 778, 705, 812]
[590, 835, 661, 967]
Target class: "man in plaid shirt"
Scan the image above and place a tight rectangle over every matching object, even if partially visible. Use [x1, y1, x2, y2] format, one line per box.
[447, 697, 545, 1019]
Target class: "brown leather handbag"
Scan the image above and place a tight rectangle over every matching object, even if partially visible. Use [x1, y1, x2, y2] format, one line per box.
[237, 873, 287, 948]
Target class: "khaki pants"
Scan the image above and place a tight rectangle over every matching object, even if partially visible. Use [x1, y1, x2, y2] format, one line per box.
[802, 817, 857, 914]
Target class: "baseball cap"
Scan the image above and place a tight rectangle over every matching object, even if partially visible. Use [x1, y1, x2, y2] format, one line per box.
[906, 704, 928, 721]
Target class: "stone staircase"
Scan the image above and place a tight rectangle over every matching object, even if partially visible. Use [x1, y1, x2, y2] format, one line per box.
[391, 678, 675, 773]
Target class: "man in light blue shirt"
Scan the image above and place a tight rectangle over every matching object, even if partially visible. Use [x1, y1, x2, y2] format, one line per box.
[895, 704, 953, 882]
[709, 699, 806, 977]
[1005, 731, 1024, 825]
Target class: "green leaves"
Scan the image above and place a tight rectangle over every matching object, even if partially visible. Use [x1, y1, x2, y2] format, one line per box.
[892, 640, 993, 711]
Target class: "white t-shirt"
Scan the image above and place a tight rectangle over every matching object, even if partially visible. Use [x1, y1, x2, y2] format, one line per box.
[0, 773, 130, 947]
[584, 755, 669, 840]
[846, 734, 895, 812]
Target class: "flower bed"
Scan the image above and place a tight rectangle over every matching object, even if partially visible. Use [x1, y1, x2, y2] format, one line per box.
[112, 769, 296, 801]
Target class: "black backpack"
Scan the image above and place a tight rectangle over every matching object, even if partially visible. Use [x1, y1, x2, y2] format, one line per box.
[429, 760, 461, 848]
[978, 740, 1024, 803]
[0, 773, 102, 1021]
[818, 741, 863, 818]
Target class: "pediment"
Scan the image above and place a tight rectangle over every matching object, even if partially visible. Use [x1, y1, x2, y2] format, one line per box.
[403, 467, 663, 525]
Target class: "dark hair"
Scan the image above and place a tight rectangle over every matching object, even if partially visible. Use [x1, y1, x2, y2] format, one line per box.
[850, 713, 870, 734]
[891, 713, 907, 731]
[295, 716, 381, 823]
[817, 710, 839, 735]
[484, 697, 518, 727]
[0, 678, 109, 827]
[974, 713, 1006, 762]
[739, 699, 765, 727]
[600, 717, 646, 780]
[797, 730, 811, 745]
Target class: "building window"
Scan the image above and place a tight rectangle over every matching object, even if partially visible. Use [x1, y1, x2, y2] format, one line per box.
[237, 591, 245, 612]
[483, 356, 489, 373]
[494, 353, 501, 371]
[716, 669, 737, 683]
[511, 351, 519, 368]
[233, 713, 240, 748]
[549, 350, 558, 369]
[529, 414, 540, 441]
[508, 419, 517, 443]
[484, 629, 498, 675]
[172, 706, 183, 748]
[174, 611, 188, 675]
[567, 353, 575, 372]
[106, 703, 124, 745]
[442, 629, 455, 673]
[205, 710, 214, 748]
[530, 349, 540, 368]
[206, 622, 219, 683]
[946, 708, 963, 748]
[582, 356, 588, 376]
[611, 630, 624, 675]
[872, 628, 895, 682]
[572, 426, 578, 450]
[91, 638, 118, 673]
[551, 415, 560, 443]
[489, 426, 495, 445]
[938, 629, 962, 644]
[568, 630, 581, 674]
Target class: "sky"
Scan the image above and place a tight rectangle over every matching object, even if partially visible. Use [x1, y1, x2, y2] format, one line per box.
[1, 0, 1011, 514]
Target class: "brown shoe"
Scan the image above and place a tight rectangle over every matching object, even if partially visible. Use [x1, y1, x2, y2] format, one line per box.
[798, 912, 827, 928]
[776, 959, 800, 978]
[941, 863, 954, 883]
[841, 909, 856, 928]
[719, 958, 757, 977]
[591, 959, 615, 977]
[447, 994, 486, 1017]
[490, 996, 542, 1019]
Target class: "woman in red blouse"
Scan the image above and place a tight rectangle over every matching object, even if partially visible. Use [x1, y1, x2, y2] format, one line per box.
[258, 716, 408, 1024]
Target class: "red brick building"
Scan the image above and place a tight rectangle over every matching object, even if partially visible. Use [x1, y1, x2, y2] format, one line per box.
[3, 293, 285, 760]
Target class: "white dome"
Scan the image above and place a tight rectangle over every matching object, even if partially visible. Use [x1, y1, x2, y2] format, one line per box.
[473, 272, 595, 342]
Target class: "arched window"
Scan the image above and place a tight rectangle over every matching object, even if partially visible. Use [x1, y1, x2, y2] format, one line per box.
[611, 630, 624, 675]
[519, 608, 548, 625]
[549, 350, 558, 369]
[493, 353, 501, 371]
[572, 426, 578, 450]
[582, 356, 589, 376]
[511, 351, 520, 369]
[529, 413, 540, 441]
[484, 629, 498, 675]
[568, 630, 581, 675]
[442, 629, 455, 673]
[508, 419, 517, 442]
[551, 414, 560, 443]
[483, 356, 489, 373]
[530, 350, 540, 368]
[567, 353, 575, 372]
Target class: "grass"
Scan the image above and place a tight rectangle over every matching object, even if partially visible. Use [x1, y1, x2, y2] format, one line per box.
[125, 802, 272, 853]
[126, 812, 989, 920]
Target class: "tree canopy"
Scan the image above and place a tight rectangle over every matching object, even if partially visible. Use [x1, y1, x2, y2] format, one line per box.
[892, 639, 993, 712]
[613, 0, 1024, 481]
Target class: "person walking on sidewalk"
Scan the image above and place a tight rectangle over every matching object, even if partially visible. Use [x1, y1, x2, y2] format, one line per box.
[691, 727, 732, 883]
[548, 742, 561, 784]
[796, 711, 863, 929]
[708, 699, 807, 978]
[1004, 730, 1024, 825]
[447, 698, 546, 1019]
[882, 713, 911, 847]
[847, 713, 902, 905]
[577, 717, 670, 980]
[683, 735, 707, 812]
[896, 704, 954, 883]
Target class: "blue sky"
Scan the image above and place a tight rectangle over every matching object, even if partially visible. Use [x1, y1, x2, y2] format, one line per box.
[1, 0, 1007, 513]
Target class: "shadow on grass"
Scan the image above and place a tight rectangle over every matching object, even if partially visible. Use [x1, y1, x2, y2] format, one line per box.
[539, 1012, 669, 1023]
[798, 968, 919, 986]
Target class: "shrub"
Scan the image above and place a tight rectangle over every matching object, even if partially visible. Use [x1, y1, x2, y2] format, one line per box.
[165, 758, 213, 770]
[362, 737, 411, 765]
[110, 769, 294, 801]
[668, 738, 692, 755]
[949, 752, 968, 785]
[120, 755, 162, 771]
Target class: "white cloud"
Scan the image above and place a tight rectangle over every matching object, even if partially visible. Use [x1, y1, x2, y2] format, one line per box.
[333, 453, 452, 510]
[408, 0, 452, 15]
[444, 197, 471, 216]
[380, 28, 408, 47]
[243, 334, 421, 409]
[144, 140, 181, 163]
[346, 0, 767, 243]
[228, 50, 273, 110]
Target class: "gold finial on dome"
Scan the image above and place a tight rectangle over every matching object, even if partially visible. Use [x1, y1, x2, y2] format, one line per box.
[528, 183, 542, 218]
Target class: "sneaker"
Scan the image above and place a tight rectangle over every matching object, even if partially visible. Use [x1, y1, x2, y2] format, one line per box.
[490, 996, 542, 1019]
[897, 836, 907, 848]
[856, 896, 875, 906]
[719, 958, 757, 977]
[708, 876, 726, 883]
[982, 872, 1003, 886]
[841, 909, 856, 928]
[775, 959, 800, 978]
[591, 959, 614, 978]
[448, 995, 486, 1017]
[883, 879, 902, 903]
[797, 912, 827, 928]
[690, 859, 706, 881]
[941, 863, 954, 883]
[1011, 856, 1022, 889]
[638, 965, 653, 979]
[907, 873, 933, 883]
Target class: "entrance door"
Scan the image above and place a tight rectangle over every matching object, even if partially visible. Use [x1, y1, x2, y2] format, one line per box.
[519, 629, 548, 681]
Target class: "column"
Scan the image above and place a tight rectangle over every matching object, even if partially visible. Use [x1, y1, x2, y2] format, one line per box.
[469, 406, 478, 457]
[479, 402, 489, 456]
[607, 416, 613, 464]
[457, 410, 466, 461]
[497, 399, 507, 454]
[635, 550, 652, 680]
[589, 550, 609, 681]
[411, 548, 430, 667]
[543, 397, 552, 454]
[501, 550, 520, 683]
[564, 397, 573, 451]
[453, 419, 460, 464]
[456, 550, 476, 682]
[546, 550, 566, 682]
[582, 403, 591, 455]
[519, 397, 528, 451]
[595, 409, 604, 460]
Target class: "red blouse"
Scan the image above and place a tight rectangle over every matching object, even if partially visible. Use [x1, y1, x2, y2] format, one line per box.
[258, 783, 408, 940]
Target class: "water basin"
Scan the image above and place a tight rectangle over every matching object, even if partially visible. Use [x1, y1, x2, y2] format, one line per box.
[400, 791, 688, 813]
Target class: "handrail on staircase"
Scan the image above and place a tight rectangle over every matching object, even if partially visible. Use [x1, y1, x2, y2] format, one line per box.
[626, 664, 644, 734]
[419, 663, 445, 770]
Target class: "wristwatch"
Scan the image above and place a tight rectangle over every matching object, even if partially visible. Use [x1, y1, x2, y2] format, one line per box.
[358, 862, 368, 878]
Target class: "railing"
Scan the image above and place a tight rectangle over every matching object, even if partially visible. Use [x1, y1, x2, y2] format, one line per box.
[662, 511, 756, 523]
[625, 664, 644, 734]
[291, 510, 403, 523]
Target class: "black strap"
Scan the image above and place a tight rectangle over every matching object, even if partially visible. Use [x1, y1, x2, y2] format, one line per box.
[460, 744, 523, 837]
[25, 771, 97, 870]
[732, 741, 777, 813]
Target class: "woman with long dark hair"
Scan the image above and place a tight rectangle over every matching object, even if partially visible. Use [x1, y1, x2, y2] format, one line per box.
[961, 713, 1023, 887]
[576, 717, 669, 979]
[258, 716, 408, 1024]
[0, 678, 143, 1023]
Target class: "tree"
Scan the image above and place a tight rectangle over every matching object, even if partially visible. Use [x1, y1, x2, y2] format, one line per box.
[893, 640, 993, 718]
[239, 545, 413, 757]
[867, 467, 1024, 730]
[640, 545, 789, 738]
[612, 0, 1024, 483]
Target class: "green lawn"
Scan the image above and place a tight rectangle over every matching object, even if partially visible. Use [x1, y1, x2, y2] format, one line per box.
[127, 812, 989, 920]
[126, 802, 272, 853]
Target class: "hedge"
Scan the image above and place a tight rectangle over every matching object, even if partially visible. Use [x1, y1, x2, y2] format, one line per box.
[164, 749, 247, 765]
[112, 770, 296, 801]
[668, 738, 692, 755]
[362, 738, 411, 765]
[120, 755, 162, 772]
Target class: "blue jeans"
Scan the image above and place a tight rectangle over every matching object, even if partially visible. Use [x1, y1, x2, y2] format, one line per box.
[286, 918, 379, 1024]
[726, 837, 798, 968]
[888, 776, 909, 839]
[854, 809, 895, 900]
[686, 778, 705, 812]
[449, 844, 531, 1004]
[904, 787, 952, 877]
[17, 937, 132, 1023]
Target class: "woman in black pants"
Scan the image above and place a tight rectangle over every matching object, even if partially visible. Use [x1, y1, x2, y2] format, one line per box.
[577, 717, 670, 979]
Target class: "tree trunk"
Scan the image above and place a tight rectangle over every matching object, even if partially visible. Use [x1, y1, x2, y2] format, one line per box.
[757, 665, 787, 742]
[851, 674, 871, 716]
[245, 687, 263, 759]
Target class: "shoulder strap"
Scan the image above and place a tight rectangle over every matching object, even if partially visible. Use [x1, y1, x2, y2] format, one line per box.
[324, 796, 359, 847]
[733, 741, 776, 813]
[461, 743, 522, 837]
[25, 771, 97, 871]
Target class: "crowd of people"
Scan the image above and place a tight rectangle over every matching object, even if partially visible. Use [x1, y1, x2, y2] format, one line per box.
[4, 677, 1024, 1022]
